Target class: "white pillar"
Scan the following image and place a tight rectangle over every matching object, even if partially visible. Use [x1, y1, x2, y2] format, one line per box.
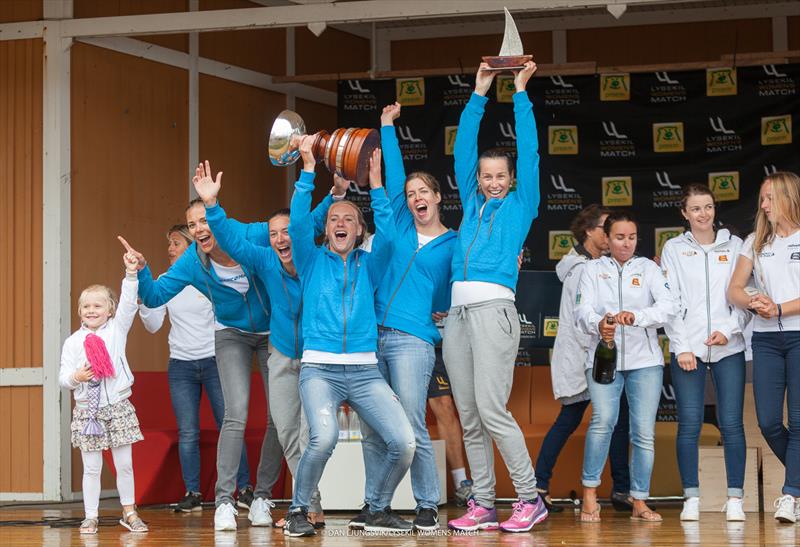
[285, 26, 296, 199]
[189, 0, 199, 199]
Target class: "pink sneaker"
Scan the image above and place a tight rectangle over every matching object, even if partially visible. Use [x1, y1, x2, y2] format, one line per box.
[499, 497, 548, 533]
[448, 499, 499, 531]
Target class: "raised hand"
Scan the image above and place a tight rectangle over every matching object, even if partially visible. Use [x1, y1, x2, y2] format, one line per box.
[299, 135, 317, 173]
[192, 160, 222, 207]
[513, 61, 538, 92]
[380, 102, 401, 126]
[475, 62, 496, 96]
[368, 147, 383, 189]
[332, 173, 349, 198]
[117, 236, 146, 271]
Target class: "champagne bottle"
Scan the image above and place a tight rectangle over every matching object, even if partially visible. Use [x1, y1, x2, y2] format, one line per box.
[592, 315, 617, 384]
[337, 404, 349, 442]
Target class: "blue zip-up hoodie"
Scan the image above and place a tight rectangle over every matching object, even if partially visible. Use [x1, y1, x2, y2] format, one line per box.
[374, 125, 457, 345]
[450, 91, 541, 291]
[138, 219, 270, 333]
[204, 195, 333, 359]
[289, 170, 395, 354]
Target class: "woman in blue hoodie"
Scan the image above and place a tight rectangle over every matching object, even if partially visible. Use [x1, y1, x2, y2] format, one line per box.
[444, 62, 547, 534]
[282, 137, 415, 538]
[353, 102, 457, 532]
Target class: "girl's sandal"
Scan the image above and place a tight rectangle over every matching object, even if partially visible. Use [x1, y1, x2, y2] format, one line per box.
[580, 504, 601, 522]
[120, 510, 149, 533]
[630, 509, 662, 522]
[79, 518, 99, 535]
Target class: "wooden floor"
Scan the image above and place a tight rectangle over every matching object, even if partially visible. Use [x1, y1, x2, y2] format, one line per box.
[0, 501, 796, 546]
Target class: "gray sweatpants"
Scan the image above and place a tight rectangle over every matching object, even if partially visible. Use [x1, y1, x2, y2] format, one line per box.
[442, 299, 538, 507]
[214, 328, 283, 507]
[267, 343, 322, 513]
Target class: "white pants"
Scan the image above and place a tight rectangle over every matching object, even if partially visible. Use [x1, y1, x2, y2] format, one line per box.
[81, 444, 135, 518]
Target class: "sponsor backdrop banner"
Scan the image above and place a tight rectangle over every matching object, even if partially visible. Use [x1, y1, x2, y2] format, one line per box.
[339, 66, 798, 418]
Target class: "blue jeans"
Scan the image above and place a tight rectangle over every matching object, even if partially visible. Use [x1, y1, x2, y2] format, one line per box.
[752, 331, 800, 497]
[536, 394, 631, 494]
[670, 352, 746, 498]
[167, 357, 250, 493]
[583, 366, 663, 500]
[291, 363, 416, 512]
[362, 328, 439, 511]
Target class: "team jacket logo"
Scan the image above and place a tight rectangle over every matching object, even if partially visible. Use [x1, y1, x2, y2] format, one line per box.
[708, 171, 740, 202]
[602, 176, 633, 206]
[548, 126, 579, 155]
[718, 254, 729, 263]
[600, 73, 630, 101]
[396, 78, 425, 106]
[631, 277, 641, 287]
[653, 123, 684, 153]
[761, 115, 792, 146]
[706, 67, 737, 96]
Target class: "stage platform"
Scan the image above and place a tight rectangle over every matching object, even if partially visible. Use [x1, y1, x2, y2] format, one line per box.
[1, 500, 797, 546]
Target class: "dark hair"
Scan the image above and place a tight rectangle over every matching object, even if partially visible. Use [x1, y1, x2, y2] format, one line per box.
[680, 183, 715, 211]
[603, 210, 638, 236]
[404, 171, 441, 195]
[267, 208, 291, 222]
[186, 197, 204, 212]
[570, 204, 611, 244]
[478, 148, 515, 176]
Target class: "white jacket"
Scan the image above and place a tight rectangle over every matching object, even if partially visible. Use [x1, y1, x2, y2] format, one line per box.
[139, 284, 215, 361]
[59, 276, 138, 409]
[661, 229, 747, 362]
[575, 256, 676, 371]
[550, 247, 593, 402]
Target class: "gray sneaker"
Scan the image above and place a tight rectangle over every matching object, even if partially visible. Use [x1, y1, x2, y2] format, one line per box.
[454, 480, 473, 507]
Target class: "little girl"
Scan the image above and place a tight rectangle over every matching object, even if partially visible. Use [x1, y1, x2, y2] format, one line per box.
[59, 241, 147, 534]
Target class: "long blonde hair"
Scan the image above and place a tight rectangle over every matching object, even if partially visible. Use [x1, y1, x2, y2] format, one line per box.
[753, 171, 800, 254]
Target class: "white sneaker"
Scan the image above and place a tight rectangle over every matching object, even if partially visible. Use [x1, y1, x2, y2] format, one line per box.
[774, 495, 797, 523]
[680, 497, 700, 521]
[723, 497, 745, 521]
[248, 497, 275, 527]
[214, 502, 238, 531]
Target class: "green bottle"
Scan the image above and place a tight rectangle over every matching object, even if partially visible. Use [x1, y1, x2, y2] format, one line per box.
[592, 316, 617, 384]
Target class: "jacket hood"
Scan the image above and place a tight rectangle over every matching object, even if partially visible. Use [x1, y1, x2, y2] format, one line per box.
[555, 247, 589, 282]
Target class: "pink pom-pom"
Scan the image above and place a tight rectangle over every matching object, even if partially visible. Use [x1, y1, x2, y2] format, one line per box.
[83, 333, 115, 380]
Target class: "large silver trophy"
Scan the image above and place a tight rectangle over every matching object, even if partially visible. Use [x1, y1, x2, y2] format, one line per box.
[269, 110, 380, 187]
[482, 7, 533, 71]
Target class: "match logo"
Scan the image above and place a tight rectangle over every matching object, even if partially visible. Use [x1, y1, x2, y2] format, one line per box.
[549, 231, 576, 261]
[602, 176, 633, 206]
[396, 78, 425, 106]
[761, 115, 792, 146]
[653, 122, 684, 153]
[600, 73, 630, 101]
[708, 171, 740, 202]
[548, 126, 579, 155]
[706, 67, 737, 96]
[444, 126, 458, 155]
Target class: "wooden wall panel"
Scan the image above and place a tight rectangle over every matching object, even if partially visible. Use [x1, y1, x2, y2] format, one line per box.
[0, 386, 43, 492]
[0, 38, 43, 370]
[0, 0, 42, 23]
[790, 16, 800, 51]
[199, 75, 287, 223]
[392, 31, 553, 71]
[74, 0, 189, 52]
[71, 43, 188, 377]
[296, 27, 370, 92]
[567, 19, 773, 66]
[200, 0, 286, 75]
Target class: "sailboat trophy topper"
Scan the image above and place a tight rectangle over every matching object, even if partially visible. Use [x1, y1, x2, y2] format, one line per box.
[482, 7, 533, 71]
[268, 110, 380, 187]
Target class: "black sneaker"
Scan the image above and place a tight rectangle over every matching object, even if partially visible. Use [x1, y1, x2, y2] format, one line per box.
[236, 486, 254, 510]
[539, 491, 564, 513]
[284, 508, 315, 537]
[611, 491, 633, 512]
[175, 491, 202, 513]
[364, 507, 413, 533]
[413, 508, 439, 531]
[348, 504, 369, 530]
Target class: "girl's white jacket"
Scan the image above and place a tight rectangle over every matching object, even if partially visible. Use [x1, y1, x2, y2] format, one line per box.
[660, 229, 747, 363]
[59, 276, 138, 409]
[575, 255, 676, 371]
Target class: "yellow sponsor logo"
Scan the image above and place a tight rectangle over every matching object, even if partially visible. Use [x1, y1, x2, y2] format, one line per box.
[761, 115, 792, 145]
[653, 122, 685, 153]
[396, 78, 425, 106]
[543, 317, 559, 337]
[708, 171, 740, 202]
[444, 126, 458, 156]
[602, 176, 633, 207]
[706, 67, 737, 96]
[658, 334, 671, 362]
[549, 231, 576, 261]
[548, 126, 579, 155]
[600, 73, 630, 101]
[655, 227, 685, 257]
[496, 76, 515, 103]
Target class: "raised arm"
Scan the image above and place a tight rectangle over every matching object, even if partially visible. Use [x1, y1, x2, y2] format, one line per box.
[138, 302, 167, 333]
[288, 135, 319, 275]
[510, 62, 541, 223]
[115, 241, 143, 336]
[206, 202, 271, 273]
[365, 148, 396, 286]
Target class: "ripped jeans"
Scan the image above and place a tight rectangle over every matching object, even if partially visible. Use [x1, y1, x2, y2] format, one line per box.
[290, 363, 415, 513]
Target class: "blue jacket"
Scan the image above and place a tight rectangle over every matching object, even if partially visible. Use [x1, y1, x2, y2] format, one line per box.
[374, 125, 457, 345]
[450, 92, 541, 291]
[289, 170, 395, 354]
[204, 196, 333, 359]
[138, 218, 270, 333]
